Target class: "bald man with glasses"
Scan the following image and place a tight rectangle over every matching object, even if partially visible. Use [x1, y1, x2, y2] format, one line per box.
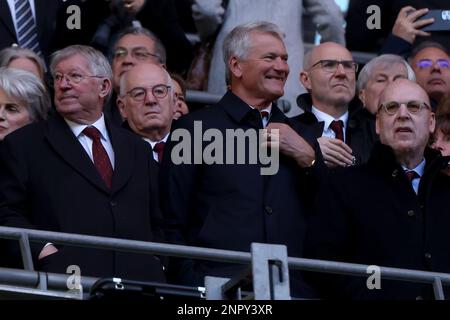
[305, 79, 450, 300]
[294, 42, 374, 167]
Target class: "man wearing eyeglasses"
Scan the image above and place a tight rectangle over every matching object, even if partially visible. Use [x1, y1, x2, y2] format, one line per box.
[105, 26, 167, 125]
[0, 45, 166, 283]
[306, 79, 450, 299]
[296, 42, 370, 167]
[409, 41, 450, 110]
[117, 63, 174, 163]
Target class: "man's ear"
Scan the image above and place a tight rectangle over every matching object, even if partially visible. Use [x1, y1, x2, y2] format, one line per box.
[429, 112, 436, 134]
[117, 97, 127, 119]
[375, 113, 380, 135]
[229, 56, 243, 79]
[99, 79, 112, 98]
[359, 89, 366, 106]
[299, 71, 312, 91]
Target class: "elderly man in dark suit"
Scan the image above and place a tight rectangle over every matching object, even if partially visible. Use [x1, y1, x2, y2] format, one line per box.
[306, 79, 450, 299]
[160, 21, 319, 297]
[0, 45, 165, 282]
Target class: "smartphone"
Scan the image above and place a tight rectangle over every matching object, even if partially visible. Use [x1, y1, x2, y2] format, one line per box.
[417, 10, 450, 31]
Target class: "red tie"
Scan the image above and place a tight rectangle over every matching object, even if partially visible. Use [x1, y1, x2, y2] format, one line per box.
[330, 120, 344, 141]
[153, 141, 165, 163]
[83, 127, 113, 188]
[405, 170, 419, 182]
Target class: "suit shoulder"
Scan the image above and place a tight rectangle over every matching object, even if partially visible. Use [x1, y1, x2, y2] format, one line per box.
[2, 121, 47, 146]
[172, 105, 225, 129]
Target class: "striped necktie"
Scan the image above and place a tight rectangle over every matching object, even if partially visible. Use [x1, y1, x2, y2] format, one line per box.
[14, 0, 42, 56]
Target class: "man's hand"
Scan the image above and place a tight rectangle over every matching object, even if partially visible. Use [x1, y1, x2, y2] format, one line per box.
[38, 244, 58, 260]
[265, 123, 315, 168]
[392, 6, 434, 44]
[318, 136, 354, 168]
[122, 0, 146, 16]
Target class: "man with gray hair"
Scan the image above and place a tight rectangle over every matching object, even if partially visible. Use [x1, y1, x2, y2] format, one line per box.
[161, 21, 318, 297]
[117, 63, 175, 163]
[0, 45, 166, 282]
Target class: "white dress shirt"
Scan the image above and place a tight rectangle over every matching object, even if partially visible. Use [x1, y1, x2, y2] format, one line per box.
[311, 106, 349, 142]
[7, 0, 37, 38]
[143, 133, 170, 162]
[250, 104, 272, 128]
[65, 114, 115, 169]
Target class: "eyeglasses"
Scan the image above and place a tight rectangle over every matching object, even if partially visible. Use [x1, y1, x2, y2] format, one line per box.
[113, 48, 161, 62]
[416, 59, 450, 69]
[378, 100, 430, 115]
[124, 85, 171, 102]
[53, 72, 105, 85]
[310, 59, 358, 73]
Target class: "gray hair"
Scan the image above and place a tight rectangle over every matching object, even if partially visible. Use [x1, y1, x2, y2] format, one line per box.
[0, 67, 50, 121]
[50, 45, 113, 100]
[357, 54, 415, 91]
[223, 21, 285, 83]
[0, 46, 46, 80]
[113, 26, 166, 65]
[118, 65, 174, 100]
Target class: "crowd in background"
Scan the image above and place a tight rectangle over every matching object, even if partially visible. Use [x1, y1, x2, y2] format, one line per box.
[0, 0, 450, 300]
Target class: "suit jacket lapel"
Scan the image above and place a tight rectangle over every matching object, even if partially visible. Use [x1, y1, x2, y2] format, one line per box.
[0, 1, 16, 39]
[108, 122, 134, 195]
[45, 114, 110, 193]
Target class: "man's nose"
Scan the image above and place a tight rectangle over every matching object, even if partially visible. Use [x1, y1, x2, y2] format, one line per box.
[334, 63, 347, 76]
[397, 103, 411, 118]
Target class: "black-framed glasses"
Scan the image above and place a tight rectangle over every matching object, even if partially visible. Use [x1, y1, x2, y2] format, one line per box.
[310, 59, 358, 73]
[124, 85, 171, 102]
[52, 72, 105, 85]
[416, 59, 450, 69]
[113, 47, 161, 62]
[378, 100, 430, 115]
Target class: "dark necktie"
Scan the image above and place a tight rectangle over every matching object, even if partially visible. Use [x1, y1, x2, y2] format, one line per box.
[83, 127, 113, 188]
[14, 0, 41, 56]
[153, 141, 165, 163]
[405, 170, 419, 183]
[330, 120, 344, 142]
[260, 111, 270, 128]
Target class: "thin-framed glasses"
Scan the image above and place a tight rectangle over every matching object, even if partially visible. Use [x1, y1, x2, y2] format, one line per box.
[310, 59, 358, 73]
[416, 59, 450, 69]
[378, 100, 430, 115]
[124, 85, 171, 102]
[52, 72, 105, 85]
[113, 47, 161, 62]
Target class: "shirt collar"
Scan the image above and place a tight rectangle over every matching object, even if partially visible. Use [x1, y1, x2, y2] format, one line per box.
[402, 158, 426, 177]
[65, 114, 109, 141]
[143, 132, 170, 149]
[311, 106, 349, 131]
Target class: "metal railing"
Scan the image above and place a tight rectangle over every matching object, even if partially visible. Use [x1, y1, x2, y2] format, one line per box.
[0, 226, 448, 300]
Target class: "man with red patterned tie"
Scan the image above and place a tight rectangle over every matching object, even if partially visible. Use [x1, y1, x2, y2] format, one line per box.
[117, 63, 175, 164]
[305, 79, 450, 299]
[0, 45, 165, 283]
[295, 42, 372, 167]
